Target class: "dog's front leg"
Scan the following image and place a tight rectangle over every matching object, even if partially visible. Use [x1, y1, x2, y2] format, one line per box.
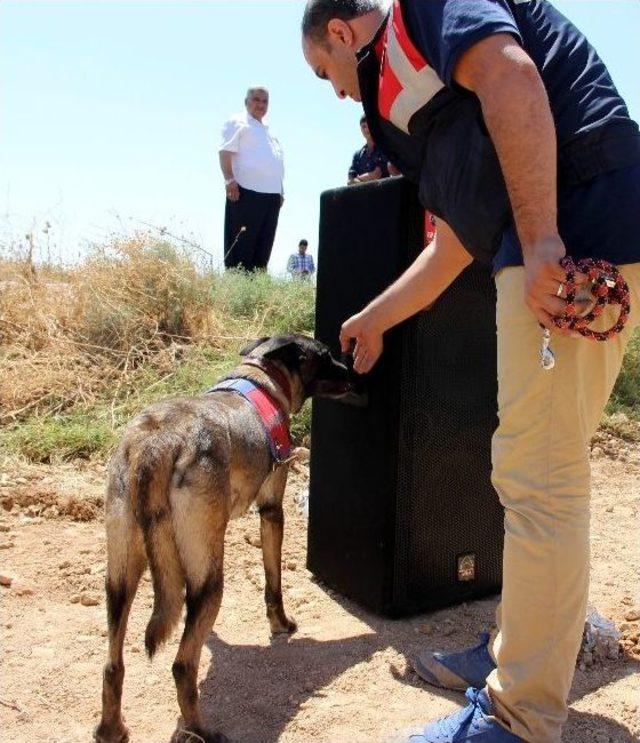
[259, 499, 297, 635]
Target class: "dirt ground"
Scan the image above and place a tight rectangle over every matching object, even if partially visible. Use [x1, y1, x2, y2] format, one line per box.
[0, 440, 639, 743]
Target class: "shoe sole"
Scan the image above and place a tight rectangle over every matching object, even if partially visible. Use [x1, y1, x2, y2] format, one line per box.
[411, 654, 469, 692]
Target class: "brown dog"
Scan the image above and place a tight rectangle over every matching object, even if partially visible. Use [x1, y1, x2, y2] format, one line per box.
[95, 334, 364, 743]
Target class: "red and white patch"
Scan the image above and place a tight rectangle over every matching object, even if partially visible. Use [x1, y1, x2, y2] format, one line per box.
[377, 0, 445, 134]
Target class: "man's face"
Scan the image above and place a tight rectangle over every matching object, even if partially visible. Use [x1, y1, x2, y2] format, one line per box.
[246, 90, 269, 121]
[302, 27, 361, 102]
[299, 244, 307, 254]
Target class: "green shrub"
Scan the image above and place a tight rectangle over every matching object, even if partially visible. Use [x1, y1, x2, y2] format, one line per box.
[1, 414, 116, 463]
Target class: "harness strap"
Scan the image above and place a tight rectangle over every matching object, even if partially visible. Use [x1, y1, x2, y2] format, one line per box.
[206, 378, 292, 465]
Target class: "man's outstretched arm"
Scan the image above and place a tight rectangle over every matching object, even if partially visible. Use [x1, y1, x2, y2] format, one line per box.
[340, 219, 473, 373]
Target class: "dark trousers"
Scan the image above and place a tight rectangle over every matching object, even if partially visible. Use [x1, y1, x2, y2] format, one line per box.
[224, 186, 281, 270]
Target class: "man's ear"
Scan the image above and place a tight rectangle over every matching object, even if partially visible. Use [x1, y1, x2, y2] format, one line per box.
[327, 18, 355, 47]
[239, 337, 269, 357]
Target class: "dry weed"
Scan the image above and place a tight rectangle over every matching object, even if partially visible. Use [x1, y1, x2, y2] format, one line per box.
[0, 234, 225, 422]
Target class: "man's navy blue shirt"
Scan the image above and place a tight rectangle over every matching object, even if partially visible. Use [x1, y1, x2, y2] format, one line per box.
[394, 0, 640, 270]
[404, 0, 632, 145]
[349, 145, 390, 181]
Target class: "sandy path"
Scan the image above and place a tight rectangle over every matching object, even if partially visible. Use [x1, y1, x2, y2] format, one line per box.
[0, 453, 638, 743]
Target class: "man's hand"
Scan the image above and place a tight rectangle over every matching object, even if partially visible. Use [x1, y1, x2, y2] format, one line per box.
[524, 236, 589, 333]
[225, 180, 240, 202]
[340, 309, 384, 374]
[523, 236, 567, 329]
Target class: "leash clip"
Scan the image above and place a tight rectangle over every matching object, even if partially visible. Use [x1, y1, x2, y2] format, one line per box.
[540, 329, 555, 371]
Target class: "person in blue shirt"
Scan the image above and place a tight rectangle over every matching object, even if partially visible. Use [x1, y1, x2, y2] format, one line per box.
[301, 1, 640, 742]
[348, 114, 390, 185]
[287, 238, 316, 278]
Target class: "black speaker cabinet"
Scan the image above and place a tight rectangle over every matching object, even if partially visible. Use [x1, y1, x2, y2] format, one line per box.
[308, 177, 503, 617]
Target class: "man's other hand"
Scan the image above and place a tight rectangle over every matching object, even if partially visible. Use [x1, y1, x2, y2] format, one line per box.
[225, 180, 240, 202]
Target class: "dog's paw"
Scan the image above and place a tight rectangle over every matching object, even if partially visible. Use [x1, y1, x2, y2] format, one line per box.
[174, 727, 230, 743]
[270, 616, 298, 635]
[93, 721, 130, 743]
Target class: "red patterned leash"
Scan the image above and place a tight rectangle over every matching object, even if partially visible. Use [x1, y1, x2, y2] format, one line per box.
[540, 258, 631, 370]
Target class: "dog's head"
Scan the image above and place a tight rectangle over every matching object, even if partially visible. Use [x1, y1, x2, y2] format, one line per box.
[239, 334, 367, 411]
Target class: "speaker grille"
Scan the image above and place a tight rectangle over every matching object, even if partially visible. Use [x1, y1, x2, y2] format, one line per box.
[309, 177, 503, 616]
[393, 264, 503, 612]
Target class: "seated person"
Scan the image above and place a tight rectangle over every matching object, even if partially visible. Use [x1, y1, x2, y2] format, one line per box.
[348, 115, 390, 185]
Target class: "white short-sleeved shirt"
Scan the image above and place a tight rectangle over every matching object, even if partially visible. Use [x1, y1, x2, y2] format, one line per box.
[219, 112, 284, 195]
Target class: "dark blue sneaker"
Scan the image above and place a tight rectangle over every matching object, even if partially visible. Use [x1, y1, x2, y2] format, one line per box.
[407, 687, 524, 742]
[412, 632, 496, 692]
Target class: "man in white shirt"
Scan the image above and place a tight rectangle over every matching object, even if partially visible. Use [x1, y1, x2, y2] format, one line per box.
[219, 86, 284, 271]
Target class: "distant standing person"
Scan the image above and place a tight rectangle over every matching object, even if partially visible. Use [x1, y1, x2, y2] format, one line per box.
[219, 86, 284, 271]
[287, 239, 316, 278]
[348, 114, 389, 185]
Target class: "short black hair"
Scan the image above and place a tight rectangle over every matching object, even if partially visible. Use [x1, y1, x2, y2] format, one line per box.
[302, 0, 381, 44]
[299, 239, 309, 247]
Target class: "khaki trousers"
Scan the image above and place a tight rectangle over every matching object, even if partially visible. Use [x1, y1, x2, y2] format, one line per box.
[486, 263, 640, 742]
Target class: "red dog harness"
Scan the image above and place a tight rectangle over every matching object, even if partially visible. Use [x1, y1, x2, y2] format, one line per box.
[206, 370, 292, 465]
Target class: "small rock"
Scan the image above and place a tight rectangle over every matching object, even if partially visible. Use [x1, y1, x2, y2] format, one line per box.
[442, 625, 456, 636]
[244, 533, 262, 549]
[418, 623, 433, 636]
[293, 446, 311, 463]
[18, 516, 43, 525]
[70, 594, 81, 604]
[1, 497, 14, 511]
[15, 477, 28, 485]
[12, 582, 35, 597]
[130, 645, 141, 653]
[624, 608, 640, 622]
[80, 593, 100, 607]
[0, 524, 10, 532]
[286, 561, 297, 571]
[605, 505, 614, 513]
[0, 541, 15, 549]
[621, 596, 633, 606]
[58, 560, 72, 570]
[591, 447, 604, 459]
[0, 574, 14, 587]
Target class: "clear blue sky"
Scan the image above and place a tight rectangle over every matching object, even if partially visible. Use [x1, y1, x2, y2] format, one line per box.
[1, 1, 639, 274]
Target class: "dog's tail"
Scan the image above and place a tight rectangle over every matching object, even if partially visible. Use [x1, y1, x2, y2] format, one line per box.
[130, 443, 185, 659]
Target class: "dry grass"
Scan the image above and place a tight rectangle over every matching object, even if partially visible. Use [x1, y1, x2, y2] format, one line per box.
[0, 235, 316, 460]
[1, 235, 637, 463]
[1, 235, 229, 423]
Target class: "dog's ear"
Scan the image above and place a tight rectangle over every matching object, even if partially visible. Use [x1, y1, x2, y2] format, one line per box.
[239, 337, 269, 357]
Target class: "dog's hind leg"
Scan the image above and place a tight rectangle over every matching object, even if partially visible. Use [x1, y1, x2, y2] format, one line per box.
[171, 490, 228, 743]
[258, 467, 297, 635]
[95, 494, 147, 743]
